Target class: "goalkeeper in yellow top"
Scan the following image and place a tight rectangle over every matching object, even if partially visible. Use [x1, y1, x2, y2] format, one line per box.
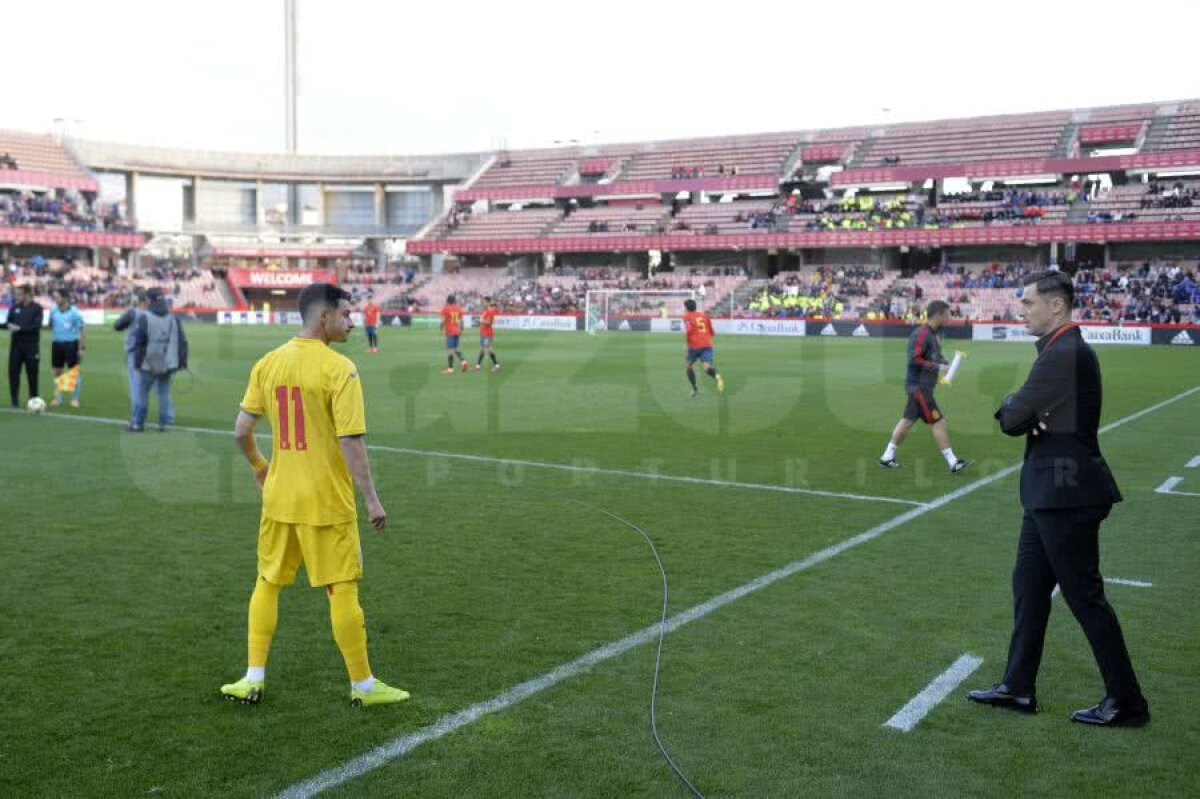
[220, 282, 409, 708]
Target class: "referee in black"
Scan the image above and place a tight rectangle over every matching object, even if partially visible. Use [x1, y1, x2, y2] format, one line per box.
[968, 270, 1149, 727]
[7, 284, 43, 408]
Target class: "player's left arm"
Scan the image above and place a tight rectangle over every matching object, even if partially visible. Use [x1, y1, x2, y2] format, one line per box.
[237, 362, 269, 487]
[77, 312, 86, 351]
[234, 410, 269, 489]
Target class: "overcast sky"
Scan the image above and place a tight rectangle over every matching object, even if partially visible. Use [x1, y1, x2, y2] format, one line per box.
[5, 0, 1197, 156]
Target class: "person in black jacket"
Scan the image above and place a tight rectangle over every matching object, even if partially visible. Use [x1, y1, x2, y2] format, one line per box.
[6, 284, 43, 408]
[968, 270, 1149, 727]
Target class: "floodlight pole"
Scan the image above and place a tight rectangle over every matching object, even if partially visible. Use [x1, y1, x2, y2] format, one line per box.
[284, 0, 298, 154]
[284, 0, 300, 230]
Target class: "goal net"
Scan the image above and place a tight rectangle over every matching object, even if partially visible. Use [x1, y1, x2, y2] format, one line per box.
[584, 289, 697, 334]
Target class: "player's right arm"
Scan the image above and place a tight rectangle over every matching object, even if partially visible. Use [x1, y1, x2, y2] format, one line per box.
[338, 436, 386, 530]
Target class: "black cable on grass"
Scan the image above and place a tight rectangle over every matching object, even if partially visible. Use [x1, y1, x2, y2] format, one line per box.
[538, 491, 705, 799]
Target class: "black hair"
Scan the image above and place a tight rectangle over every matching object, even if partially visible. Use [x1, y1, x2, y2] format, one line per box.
[684, 299, 697, 311]
[1022, 270, 1075, 307]
[298, 282, 352, 323]
[926, 299, 950, 317]
[447, 294, 456, 304]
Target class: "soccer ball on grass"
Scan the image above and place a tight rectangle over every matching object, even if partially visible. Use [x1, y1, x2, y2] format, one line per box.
[26, 397, 47, 414]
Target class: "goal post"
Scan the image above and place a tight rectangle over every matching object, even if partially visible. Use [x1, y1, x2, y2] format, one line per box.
[584, 289, 697, 334]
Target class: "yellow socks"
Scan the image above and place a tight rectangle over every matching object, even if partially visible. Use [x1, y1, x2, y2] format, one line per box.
[247, 577, 281, 670]
[328, 581, 371, 683]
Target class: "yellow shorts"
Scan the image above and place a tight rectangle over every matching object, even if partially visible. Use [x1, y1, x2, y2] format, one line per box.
[257, 514, 363, 587]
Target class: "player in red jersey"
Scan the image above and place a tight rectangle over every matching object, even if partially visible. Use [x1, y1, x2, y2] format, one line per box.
[440, 295, 468, 373]
[363, 301, 380, 353]
[474, 296, 501, 372]
[682, 298, 724, 397]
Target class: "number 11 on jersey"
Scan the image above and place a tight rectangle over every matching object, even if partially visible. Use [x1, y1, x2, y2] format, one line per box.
[274, 386, 308, 451]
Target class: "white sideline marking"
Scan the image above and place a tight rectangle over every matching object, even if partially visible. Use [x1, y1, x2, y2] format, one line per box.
[1097, 386, 1200, 433]
[1187, 455, 1200, 469]
[1105, 577, 1154, 588]
[277, 386, 1199, 798]
[6, 409, 926, 508]
[883, 654, 983, 732]
[1155, 476, 1200, 497]
[1053, 577, 1153, 598]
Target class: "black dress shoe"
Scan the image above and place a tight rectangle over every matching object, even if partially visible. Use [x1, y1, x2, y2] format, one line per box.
[1070, 697, 1150, 727]
[967, 683, 1037, 714]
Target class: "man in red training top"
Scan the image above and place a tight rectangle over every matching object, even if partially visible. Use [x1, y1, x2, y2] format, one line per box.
[474, 296, 501, 372]
[440, 294, 468, 374]
[682, 298, 724, 397]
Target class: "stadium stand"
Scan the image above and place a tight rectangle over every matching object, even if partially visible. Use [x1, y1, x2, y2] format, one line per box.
[550, 205, 670, 236]
[0, 130, 95, 189]
[1147, 102, 1200, 151]
[1087, 180, 1200, 223]
[618, 132, 800, 181]
[674, 199, 780, 234]
[411, 267, 515, 309]
[859, 112, 1070, 167]
[437, 207, 561, 239]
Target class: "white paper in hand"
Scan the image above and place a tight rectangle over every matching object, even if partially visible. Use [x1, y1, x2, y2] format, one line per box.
[940, 350, 965, 385]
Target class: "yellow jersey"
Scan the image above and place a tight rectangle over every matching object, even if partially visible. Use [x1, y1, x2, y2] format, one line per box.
[240, 337, 366, 525]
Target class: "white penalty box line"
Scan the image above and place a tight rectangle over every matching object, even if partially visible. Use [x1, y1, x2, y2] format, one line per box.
[276, 384, 1200, 798]
[10, 409, 928, 508]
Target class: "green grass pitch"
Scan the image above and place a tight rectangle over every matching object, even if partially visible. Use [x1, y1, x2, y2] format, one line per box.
[1, 324, 1197, 798]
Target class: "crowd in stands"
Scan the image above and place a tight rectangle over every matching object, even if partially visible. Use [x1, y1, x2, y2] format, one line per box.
[742, 265, 882, 318]
[0, 152, 17, 170]
[483, 267, 743, 316]
[940, 189, 1072, 208]
[670, 164, 742, 179]
[5, 256, 128, 307]
[936, 261, 1036, 289]
[0, 190, 133, 233]
[1075, 262, 1199, 323]
[899, 260, 1199, 323]
[734, 205, 785, 231]
[1141, 181, 1199, 209]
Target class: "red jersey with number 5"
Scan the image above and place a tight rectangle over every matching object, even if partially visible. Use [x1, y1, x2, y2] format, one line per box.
[683, 311, 714, 349]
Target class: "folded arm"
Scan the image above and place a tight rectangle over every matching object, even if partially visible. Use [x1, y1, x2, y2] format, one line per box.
[994, 349, 1065, 436]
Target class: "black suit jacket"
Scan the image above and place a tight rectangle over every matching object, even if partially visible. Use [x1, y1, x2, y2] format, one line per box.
[994, 324, 1122, 511]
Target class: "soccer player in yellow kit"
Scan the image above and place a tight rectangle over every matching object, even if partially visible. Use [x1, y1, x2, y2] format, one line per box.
[220, 283, 409, 707]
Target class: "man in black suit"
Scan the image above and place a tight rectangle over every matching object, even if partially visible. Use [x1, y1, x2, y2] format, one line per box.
[968, 270, 1149, 727]
[7, 284, 43, 408]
